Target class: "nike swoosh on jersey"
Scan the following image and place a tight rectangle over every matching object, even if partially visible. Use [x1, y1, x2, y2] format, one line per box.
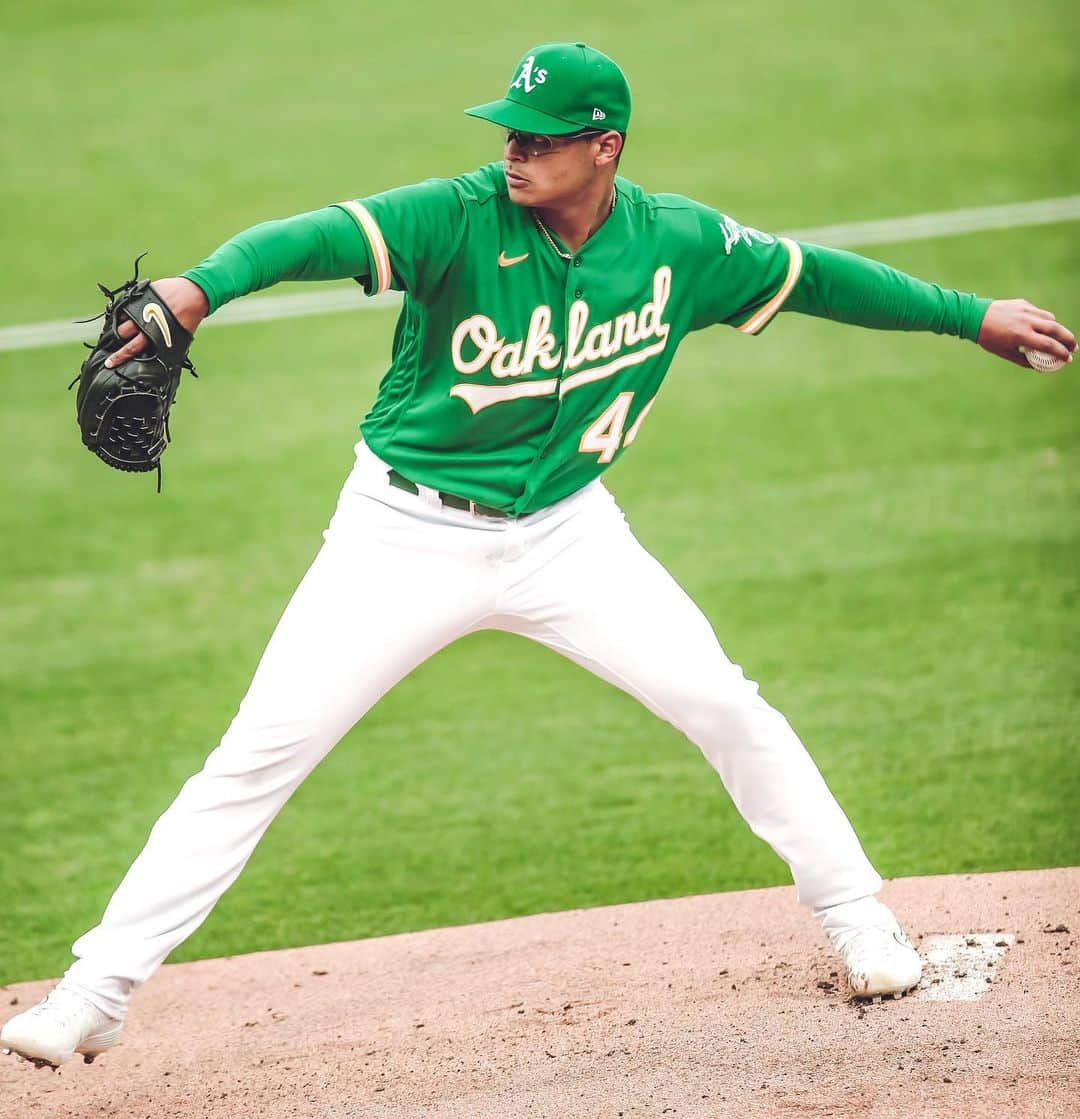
[497, 251, 530, 268]
[142, 303, 173, 348]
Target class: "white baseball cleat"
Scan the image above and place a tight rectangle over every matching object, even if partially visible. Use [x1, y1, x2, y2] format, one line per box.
[821, 896, 923, 998]
[1, 987, 122, 1068]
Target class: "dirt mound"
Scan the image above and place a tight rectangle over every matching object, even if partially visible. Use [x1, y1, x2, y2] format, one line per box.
[1, 868, 1076, 1118]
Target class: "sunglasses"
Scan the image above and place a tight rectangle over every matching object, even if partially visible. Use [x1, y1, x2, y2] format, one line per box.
[503, 128, 607, 157]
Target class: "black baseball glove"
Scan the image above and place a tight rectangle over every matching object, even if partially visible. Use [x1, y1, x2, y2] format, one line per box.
[71, 254, 197, 489]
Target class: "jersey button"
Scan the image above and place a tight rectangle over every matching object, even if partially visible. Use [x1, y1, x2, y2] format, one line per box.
[573, 257, 583, 267]
[574, 287, 584, 299]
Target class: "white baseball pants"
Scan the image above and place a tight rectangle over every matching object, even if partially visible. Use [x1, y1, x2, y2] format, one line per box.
[65, 441, 881, 1019]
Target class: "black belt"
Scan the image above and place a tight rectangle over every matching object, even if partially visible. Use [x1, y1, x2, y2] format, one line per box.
[387, 468, 511, 518]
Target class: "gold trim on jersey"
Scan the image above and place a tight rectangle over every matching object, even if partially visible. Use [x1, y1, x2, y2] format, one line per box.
[737, 237, 803, 335]
[338, 200, 392, 295]
[623, 393, 657, 445]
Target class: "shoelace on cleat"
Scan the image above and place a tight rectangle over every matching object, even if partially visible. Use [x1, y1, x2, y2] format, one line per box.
[29, 990, 87, 1030]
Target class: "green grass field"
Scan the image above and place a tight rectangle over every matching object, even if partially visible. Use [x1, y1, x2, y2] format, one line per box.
[1, 0, 1077, 985]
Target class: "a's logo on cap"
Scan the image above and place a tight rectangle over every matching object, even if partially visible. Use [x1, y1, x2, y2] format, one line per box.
[511, 55, 548, 94]
[592, 108, 606, 121]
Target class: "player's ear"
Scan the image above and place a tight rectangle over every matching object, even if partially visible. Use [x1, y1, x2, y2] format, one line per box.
[594, 131, 623, 168]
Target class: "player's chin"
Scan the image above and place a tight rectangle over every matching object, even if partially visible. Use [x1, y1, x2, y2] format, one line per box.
[504, 170, 534, 201]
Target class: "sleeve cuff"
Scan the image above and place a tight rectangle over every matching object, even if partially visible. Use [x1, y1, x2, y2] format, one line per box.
[961, 296, 992, 343]
[180, 268, 221, 315]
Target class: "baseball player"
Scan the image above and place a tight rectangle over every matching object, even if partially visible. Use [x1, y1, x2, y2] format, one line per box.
[3, 42, 1074, 1068]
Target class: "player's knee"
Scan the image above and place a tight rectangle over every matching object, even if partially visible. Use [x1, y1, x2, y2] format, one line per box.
[672, 682, 777, 752]
[205, 717, 323, 780]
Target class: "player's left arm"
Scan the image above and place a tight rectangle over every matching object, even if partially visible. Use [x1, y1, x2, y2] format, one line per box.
[785, 243, 1076, 370]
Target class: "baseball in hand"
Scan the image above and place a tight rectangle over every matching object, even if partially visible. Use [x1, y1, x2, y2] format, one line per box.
[1018, 345, 1069, 373]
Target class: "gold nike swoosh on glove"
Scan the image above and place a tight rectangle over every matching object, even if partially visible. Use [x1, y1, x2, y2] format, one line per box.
[142, 303, 173, 348]
[498, 251, 530, 268]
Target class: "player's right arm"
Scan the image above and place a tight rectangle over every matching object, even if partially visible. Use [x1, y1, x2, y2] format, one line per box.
[686, 205, 1076, 369]
[784, 243, 1076, 369]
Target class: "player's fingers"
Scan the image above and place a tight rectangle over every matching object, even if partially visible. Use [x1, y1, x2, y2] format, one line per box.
[104, 331, 149, 368]
[1031, 318, 1077, 353]
[1023, 327, 1072, 363]
[116, 317, 139, 339]
[1025, 306, 1057, 322]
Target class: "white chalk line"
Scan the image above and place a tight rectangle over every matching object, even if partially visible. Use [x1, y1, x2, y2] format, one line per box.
[3, 194, 1078, 354]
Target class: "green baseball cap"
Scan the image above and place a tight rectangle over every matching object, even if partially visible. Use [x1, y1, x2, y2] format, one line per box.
[465, 42, 631, 136]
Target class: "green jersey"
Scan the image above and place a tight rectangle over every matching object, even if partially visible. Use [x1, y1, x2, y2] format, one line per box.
[183, 164, 987, 516]
[333, 162, 801, 515]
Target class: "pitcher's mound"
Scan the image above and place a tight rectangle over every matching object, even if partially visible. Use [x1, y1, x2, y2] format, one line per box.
[1, 868, 1076, 1118]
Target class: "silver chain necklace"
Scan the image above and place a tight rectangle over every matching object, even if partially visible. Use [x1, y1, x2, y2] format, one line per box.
[531, 187, 617, 261]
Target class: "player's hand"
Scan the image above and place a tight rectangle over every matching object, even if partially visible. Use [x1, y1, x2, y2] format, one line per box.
[977, 299, 1076, 370]
[104, 277, 210, 368]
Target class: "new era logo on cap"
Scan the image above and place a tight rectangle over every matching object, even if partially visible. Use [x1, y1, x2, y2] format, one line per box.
[592, 108, 606, 121]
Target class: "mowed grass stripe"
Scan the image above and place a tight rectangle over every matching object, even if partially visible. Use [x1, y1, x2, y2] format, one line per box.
[783, 194, 1080, 247]
[3, 194, 1077, 353]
